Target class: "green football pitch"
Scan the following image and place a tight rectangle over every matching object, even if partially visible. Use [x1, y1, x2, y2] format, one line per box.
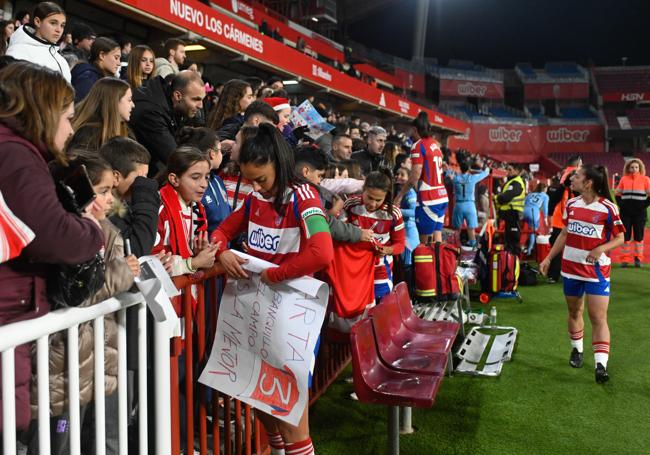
[310, 266, 650, 454]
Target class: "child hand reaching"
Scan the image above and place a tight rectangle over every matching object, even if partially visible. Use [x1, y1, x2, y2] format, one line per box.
[125, 254, 141, 277]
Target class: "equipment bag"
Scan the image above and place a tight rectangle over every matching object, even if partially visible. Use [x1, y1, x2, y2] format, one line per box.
[414, 242, 460, 301]
[491, 245, 520, 293]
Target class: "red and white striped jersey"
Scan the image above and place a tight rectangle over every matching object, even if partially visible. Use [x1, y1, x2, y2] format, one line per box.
[561, 196, 624, 282]
[341, 196, 405, 285]
[219, 172, 254, 211]
[410, 137, 448, 206]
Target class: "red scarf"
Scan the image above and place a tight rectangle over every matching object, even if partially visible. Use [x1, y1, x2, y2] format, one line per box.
[159, 184, 207, 258]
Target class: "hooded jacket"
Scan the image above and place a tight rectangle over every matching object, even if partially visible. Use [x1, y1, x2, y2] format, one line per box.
[71, 62, 103, 103]
[154, 57, 178, 80]
[5, 25, 71, 82]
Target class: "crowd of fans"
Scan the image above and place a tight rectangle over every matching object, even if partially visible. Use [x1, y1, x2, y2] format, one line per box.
[2, 1, 636, 453]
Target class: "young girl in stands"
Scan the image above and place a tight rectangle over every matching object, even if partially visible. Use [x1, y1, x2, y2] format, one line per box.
[42, 153, 139, 453]
[343, 169, 406, 301]
[540, 165, 624, 384]
[395, 111, 448, 244]
[68, 77, 134, 151]
[125, 44, 156, 88]
[523, 182, 550, 256]
[151, 147, 220, 276]
[395, 166, 419, 290]
[206, 79, 253, 131]
[177, 126, 231, 234]
[71, 36, 122, 102]
[211, 123, 333, 455]
[6, 2, 71, 81]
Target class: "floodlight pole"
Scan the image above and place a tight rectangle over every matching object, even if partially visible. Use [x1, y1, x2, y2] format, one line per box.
[412, 0, 430, 61]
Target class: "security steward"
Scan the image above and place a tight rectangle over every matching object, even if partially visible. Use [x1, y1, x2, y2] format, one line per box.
[495, 164, 527, 253]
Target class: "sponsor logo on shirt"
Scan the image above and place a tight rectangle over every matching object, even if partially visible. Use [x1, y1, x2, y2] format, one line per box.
[567, 221, 598, 237]
[247, 222, 300, 254]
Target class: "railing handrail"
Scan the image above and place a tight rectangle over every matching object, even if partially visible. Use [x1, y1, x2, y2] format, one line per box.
[0, 291, 145, 352]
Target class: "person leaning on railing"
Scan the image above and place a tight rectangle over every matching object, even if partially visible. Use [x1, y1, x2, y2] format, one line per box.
[0, 61, 104, 433]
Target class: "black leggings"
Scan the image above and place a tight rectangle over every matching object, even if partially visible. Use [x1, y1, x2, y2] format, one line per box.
[621, 210, 646, 242]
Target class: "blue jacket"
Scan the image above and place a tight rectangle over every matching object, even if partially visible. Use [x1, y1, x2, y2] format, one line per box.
[202, 173, 231, 234]
[400, 188, 420, 252]
[71, 63, 103, 103]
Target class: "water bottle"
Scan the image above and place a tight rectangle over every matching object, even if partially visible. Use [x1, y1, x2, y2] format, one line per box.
[490, 306, 497, 329]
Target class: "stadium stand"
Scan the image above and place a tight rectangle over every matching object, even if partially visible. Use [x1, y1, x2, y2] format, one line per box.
[594, 67, 650, 97]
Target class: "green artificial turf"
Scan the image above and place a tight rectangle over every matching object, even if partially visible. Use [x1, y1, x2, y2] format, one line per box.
[310, 266, 650, 454]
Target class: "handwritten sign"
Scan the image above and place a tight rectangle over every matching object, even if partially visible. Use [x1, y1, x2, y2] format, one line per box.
[199, 251, 328, 425]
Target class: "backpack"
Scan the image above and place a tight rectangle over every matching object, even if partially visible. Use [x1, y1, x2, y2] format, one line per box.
[489, 245, 520, 293]
[413, 242, 460, 302]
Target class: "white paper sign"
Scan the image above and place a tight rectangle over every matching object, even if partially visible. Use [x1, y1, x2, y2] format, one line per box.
[289, 99, 335, 141]
[135, 256, 181, 336]
[199, 251, 329, 425]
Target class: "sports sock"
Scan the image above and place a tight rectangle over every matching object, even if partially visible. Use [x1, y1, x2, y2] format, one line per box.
[268, 431, 285, 455]
[569, 329, 584, 352]
[285, 437, 315, 455]
[592, 341, 610, 368]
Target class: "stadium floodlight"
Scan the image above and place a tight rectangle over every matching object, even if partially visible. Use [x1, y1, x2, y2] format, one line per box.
[283, 80, 299, 85]
[311, 17, 319, 22]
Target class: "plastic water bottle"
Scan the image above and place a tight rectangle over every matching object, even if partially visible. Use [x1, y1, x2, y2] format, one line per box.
[490, 306, 497, 329]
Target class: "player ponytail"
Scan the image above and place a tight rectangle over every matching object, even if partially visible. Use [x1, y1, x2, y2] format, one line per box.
[583, 164, 613, 202]
[239, 122, 298, 212]
[364, 168, 394, 214]
[411, 111, 432, 138]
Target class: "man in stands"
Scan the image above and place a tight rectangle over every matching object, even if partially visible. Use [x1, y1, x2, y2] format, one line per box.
[351, 125, 387, 176]
[129, 70, 205, 174]
[154, 38, 186, 80]
[331, 134, 353, 162]
[495, 163, 527, 253]
[70, 23, 95, 61]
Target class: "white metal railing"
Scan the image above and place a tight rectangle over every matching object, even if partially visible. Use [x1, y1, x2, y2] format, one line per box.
[0, 289, 173, 455]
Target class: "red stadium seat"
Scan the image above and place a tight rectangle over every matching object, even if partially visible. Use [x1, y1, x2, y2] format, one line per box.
[350, 318, 442, 408]
[394, 282, 460, 338]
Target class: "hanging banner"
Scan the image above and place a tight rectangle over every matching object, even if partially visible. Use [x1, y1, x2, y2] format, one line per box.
[447, 122, 605, 162]
[199, 251, 329, 425]
[601, 91, 650, 103]
[524, 82, 589, 100]
[439, 79, 504, 99]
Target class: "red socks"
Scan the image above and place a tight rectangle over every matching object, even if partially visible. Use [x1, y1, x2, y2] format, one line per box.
[285, 437, 315, 455]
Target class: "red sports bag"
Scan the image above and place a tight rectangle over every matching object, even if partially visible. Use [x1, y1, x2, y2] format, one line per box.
[490, 245, 520, 293]
[413, 242, 460, 301]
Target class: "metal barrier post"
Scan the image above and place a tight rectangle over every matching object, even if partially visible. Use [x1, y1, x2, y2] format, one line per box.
[399, 407, 414, 434]
[2, 348, 16, 455]
[154, 318, 173, 455]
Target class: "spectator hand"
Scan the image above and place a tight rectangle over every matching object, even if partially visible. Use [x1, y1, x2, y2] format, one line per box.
[191, 241, 221, 270]
[193, 231, 210, 252]
[156, 250, 174, 274]
[360, 229, 374, 242]
[219, 249, 249, 279]
[328, 196, 345, 216]
[125, 254, 141, 277]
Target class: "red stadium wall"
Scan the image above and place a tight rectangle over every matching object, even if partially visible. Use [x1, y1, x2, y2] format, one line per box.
[439, 79, 504, 100]
[524, 82, 589, 100]
[448, 122, 605, 162]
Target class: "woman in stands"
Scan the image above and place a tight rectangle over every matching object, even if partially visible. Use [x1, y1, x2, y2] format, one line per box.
[0, 20, 14, 55]
[6, 2, 71, 81]
[540, 165, 624, 384]
[0, 61, 103, 433]
[125, 44, 156, 88]
[68, 77, 134, 151]
[71, 36, 122, 102]
[395, 111, 448, 244]
[212, 123, 333, 455]
[615, 158, 650, 267]
[207, 78, 253, 132]
[343, 169, 406, 301]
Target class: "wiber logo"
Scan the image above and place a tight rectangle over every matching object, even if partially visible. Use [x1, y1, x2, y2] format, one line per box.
[488, 127, 523, 143]
[546, 128, 590, 143]
[458, 82, 487, 97]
